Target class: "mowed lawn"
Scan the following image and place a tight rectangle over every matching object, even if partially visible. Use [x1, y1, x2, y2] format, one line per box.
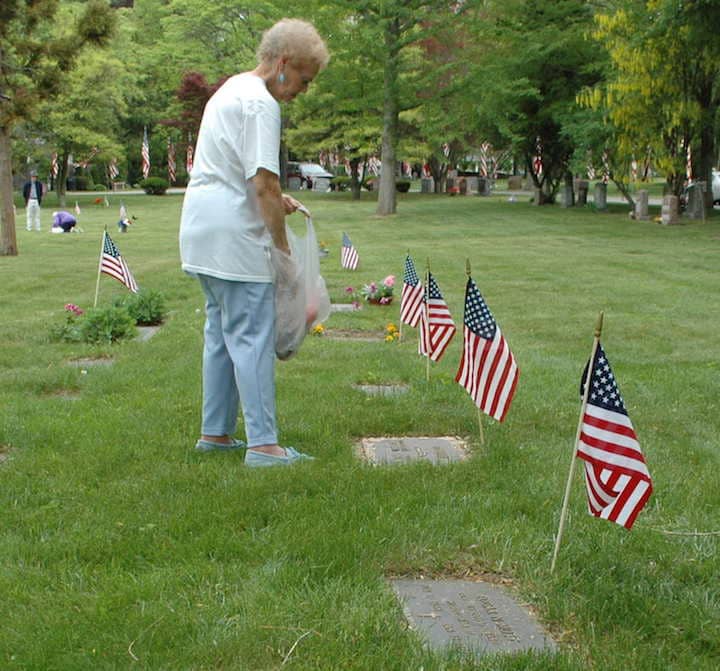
[1, 190, 718, 670]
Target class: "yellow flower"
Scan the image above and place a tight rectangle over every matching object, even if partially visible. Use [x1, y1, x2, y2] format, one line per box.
[386, 323, 397, 333]
[384, 335, 395, 342]
[313, 324, 325, 336]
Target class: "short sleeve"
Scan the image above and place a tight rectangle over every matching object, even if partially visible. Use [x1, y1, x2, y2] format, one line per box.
[242, 98, 281, 180]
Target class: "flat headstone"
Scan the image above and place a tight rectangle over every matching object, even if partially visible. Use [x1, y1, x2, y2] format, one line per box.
[330, 303, 359, 313]
[325, 329, 383, 342]
[358, 436, 468, 465]
[136, 325, 161, 342]
[46, 390, 81, 401]
[391, 579, 556, 656]
[353, 383, 409, 397]
[66, 357, 114, 367]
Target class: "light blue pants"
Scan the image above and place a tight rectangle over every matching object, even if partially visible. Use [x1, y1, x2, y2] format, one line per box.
[198, 275, 277, 447]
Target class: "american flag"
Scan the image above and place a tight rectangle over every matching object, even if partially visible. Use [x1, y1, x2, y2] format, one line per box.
[186, 136, 194, 174]
[532, 136, 543, 176]
[576, 343, 652, 530]
[108, 158, 119, 180]
[167, 139, 176, 184]
[341, 232, 359, 270]
[418, 272, 456, 362]
[79, 147, 99, 169]
[141, 127, 150, 179]
[400, 255, 423, 327]
[455, 277, 519, 422]
[100, 231, 139, 293]
[51, 153, 58, 179]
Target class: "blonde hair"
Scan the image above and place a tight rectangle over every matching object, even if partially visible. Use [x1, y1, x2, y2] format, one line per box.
[257, 18, 330, 70]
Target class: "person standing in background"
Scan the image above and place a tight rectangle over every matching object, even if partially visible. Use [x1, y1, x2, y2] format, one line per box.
[23, 170, 44, 231]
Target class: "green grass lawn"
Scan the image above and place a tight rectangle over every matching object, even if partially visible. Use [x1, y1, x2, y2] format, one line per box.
[1, 191, 718, 670]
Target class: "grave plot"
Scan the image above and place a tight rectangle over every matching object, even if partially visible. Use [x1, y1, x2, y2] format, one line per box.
[357, 436, 468, 465]
[391, 578, 556, 657]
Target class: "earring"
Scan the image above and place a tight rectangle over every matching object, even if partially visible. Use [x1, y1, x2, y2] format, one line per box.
[278, 72, 285, 84]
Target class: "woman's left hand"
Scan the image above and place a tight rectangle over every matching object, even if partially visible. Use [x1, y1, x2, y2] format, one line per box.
[281, 194, 307, 215]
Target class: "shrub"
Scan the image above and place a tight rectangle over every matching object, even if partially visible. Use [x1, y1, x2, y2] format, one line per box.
[114, 289, 167, 326]
[330, 176, 351, 191]
[49, 303, 85, 343]
[139, 177, 169, 195]
[396, 179, 411, 193]
[80, 306, 137, 344]
[49, 303, 136, 344]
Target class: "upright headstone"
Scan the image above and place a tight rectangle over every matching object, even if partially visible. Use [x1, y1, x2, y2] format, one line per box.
[576, 180, 589, 206]
[561, 185, 574, 208]
[477, 177, 489, 196]
[685, 182, 706, 220]
[507, 175, 523, 190]
[661, 195, 680, 225]
[634, 189, 649, 220]
[465, 176, 479, 194]
[421, 178, 435, 193]
[594, 182, 607, 211]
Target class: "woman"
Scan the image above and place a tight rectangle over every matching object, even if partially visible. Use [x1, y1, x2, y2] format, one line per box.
[179, 18, 329, 466]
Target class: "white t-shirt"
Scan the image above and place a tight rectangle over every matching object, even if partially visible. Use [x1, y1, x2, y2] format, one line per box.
[179, 73, 281, 281]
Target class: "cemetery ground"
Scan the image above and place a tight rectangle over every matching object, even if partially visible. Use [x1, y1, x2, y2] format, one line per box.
[1, 190, 718, 670]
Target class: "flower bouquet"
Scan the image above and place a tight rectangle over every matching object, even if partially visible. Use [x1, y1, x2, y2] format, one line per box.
[361, 275, 395, 305]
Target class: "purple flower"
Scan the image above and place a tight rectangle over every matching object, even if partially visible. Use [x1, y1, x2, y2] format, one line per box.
[345, 286, 354, 294]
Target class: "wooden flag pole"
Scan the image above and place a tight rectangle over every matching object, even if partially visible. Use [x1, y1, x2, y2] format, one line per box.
[93, 228, 107, 308]
[425, 259, 431, 382]
[465, 259, 485, 446]
[399, 249, 409, 343]
[551, 311, 604, 574]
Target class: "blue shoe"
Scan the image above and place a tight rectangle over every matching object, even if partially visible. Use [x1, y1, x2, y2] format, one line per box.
[194, 438, 246, 452]
[244, 446, 315, 468]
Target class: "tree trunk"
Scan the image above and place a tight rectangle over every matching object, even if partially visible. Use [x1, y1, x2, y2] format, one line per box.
[56, 151, 69, 208]
[376, 18, 400, 216]
[350, 157, 362, 201]
[0, 124, 18, 256]
[698, 104, 715, 211]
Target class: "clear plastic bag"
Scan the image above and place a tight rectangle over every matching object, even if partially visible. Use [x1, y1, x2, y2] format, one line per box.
[271, 209, 330, 360]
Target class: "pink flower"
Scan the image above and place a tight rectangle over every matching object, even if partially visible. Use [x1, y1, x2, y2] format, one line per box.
[345, 286, 354, 294]
[383, 275, 395, 288]
[351, 301, 361, 310]
[369, 282, 377, 293]
[379, 297, 390, 304]
[64, 303, 83, 316]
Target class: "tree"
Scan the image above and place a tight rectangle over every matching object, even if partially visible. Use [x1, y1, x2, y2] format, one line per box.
[592, 0, 720, 206]
[466, 0, 603, 204]
[0, 0, 115, 255]
[39, 49, 129, 205]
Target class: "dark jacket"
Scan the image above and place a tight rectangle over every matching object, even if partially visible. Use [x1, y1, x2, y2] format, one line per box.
[23, 179, 44, 206]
